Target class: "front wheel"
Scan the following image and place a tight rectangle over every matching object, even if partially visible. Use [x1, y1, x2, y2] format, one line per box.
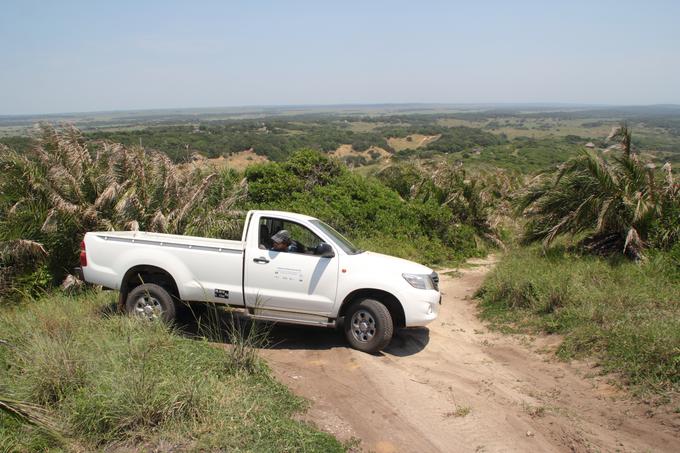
[344, 299, 394, 353]
[125, 283, 176, 323]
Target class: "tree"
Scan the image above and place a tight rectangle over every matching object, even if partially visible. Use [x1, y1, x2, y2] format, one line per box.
[517, 124, 677, 258]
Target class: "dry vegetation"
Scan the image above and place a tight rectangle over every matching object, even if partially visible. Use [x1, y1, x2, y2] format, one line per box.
[181, 149, 269, 172]
[386, 133, 441, 151]
[0, 124, 246, 297]
[330, 144, 392, 161]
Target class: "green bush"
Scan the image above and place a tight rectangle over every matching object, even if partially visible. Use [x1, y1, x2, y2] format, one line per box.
[245, 149, 484, 265]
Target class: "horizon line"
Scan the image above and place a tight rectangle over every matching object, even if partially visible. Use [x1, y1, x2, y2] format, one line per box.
[2, 102, 680, 118]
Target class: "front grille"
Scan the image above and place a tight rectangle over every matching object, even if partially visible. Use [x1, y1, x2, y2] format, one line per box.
[430, 272, 439, 291]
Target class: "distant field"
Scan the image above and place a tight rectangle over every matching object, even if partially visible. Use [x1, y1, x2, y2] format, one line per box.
[387, 134, 441, 151]
[345, 121, 386, 132]
[2, 104, 679, 171]
[437, 117, 617, 140]
[181, 149, 269, 172]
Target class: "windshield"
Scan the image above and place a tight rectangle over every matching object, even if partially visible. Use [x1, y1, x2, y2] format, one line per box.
[310, 220, 362, 255]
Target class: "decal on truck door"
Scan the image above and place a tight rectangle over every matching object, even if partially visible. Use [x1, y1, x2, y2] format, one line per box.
[274, 267, 303, 283]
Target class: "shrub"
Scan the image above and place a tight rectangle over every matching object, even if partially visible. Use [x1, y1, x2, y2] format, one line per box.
[376, 161, 519, 250]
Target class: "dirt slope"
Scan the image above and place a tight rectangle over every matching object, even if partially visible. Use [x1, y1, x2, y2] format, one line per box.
[387, 134, 441, 151]
[261, 257, 680, 452]
[180, 149, 268, 172]
[331, 144, 392, 161]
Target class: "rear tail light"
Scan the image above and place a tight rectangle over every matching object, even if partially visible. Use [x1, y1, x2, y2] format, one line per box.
[79, 240, 87, 267]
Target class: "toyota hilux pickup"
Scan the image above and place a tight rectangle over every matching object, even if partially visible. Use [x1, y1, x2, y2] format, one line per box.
[80, 210, 440, 353]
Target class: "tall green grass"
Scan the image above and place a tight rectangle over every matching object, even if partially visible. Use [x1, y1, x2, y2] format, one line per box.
[187, 301, 272, 375]
[0, 291, 343, 451]
[477, 245, 680, 393]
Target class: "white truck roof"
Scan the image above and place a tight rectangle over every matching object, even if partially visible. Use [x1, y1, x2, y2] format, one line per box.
[253, 210, 318, 222]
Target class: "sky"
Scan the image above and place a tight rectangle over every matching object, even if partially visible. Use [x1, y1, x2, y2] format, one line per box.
[1, 0, 679, 115]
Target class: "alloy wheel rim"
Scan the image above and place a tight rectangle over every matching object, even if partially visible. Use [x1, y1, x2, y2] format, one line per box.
[350, 309, 376, 343]
[134, 295, 162, 320]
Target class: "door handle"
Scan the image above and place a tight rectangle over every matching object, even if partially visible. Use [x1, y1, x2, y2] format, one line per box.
[253, 257, 270, 264]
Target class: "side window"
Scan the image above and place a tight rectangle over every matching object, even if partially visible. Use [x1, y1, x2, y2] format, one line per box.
[259, 217, 324, 255]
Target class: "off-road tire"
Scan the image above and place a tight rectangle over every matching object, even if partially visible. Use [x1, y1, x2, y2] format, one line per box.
[344, 298, 394, 353]
[125, 283, 176, 323]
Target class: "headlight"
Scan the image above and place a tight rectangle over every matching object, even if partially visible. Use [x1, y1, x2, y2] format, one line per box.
[402, 273, 435, 290]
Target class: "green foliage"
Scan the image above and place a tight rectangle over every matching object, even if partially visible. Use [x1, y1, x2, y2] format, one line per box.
[245, 149, 484, 264]
[466, 138, 583, 172]
[0, 136, 32, 154]
[649, 168, 680, 250]
[191, 303, 271, 375]
[422, 126, 503, 153]
[477, 246, 680, 392]
[379, 123, 502, 154]
[88, 120, 394, 162]
[245, 149, 344, 204]
[376, 162, 521, 249]
[0, 240, 49, 302]
[0, 291, 344, 451]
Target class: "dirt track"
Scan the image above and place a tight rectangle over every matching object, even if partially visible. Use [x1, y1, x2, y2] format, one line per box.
[261, 257, 680, 452]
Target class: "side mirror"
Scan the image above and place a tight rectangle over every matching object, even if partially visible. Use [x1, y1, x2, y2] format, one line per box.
[316, 242, 335, 258]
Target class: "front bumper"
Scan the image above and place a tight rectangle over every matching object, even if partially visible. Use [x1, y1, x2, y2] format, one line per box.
[402, 289, 441, 327]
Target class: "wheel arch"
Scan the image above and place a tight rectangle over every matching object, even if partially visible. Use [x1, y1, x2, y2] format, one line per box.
[339, 288, 405, 329]
[118, 265, 180, 309]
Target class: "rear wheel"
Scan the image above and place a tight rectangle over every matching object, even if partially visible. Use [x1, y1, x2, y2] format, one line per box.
[344, 299, 393, 353]
[125, 283, 176, 323]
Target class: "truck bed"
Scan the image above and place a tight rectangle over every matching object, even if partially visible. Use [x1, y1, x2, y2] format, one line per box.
[83, 231, 245, 304]
[96, 231, 243, 251]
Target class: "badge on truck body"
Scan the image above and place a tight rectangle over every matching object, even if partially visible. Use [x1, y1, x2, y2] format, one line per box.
[214, 289, 229, 299]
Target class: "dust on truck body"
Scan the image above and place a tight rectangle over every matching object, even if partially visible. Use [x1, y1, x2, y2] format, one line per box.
[80, 210, 440, 353]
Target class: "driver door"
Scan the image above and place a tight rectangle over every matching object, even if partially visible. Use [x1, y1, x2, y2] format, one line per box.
[243, 216, 339, 323]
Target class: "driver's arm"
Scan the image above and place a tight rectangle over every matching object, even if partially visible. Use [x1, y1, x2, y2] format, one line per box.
[288, 240, 302, 253]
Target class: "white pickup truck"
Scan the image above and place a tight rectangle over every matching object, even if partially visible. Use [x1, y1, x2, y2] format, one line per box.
[80, 210, 440, 353]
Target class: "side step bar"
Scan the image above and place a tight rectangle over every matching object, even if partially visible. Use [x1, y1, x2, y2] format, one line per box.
[247, 312, 336, 328]
[184, 303, 337, 328]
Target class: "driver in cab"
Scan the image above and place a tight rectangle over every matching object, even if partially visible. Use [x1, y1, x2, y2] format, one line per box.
[270, 230, 299, 253]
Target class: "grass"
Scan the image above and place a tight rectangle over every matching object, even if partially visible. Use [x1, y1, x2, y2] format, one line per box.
[0, 291, 344, 452]
[476, 245, 680, 394]
[445, 405, 471, 418]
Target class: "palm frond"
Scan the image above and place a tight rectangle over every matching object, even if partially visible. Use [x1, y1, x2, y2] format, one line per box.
[168, 173, 217, 233]
[0, 240, 48, 263]
[0, 395, 71, 446]
[519, 125, 673, 257]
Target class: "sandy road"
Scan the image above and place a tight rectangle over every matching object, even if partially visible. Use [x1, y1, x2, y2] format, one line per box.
[261, 258, 679, 452]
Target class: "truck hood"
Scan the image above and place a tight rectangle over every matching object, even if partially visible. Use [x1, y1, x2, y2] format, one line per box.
[353, 251, 433, 275]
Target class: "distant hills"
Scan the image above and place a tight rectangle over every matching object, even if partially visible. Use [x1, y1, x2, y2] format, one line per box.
[2, 103, 680, 131]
